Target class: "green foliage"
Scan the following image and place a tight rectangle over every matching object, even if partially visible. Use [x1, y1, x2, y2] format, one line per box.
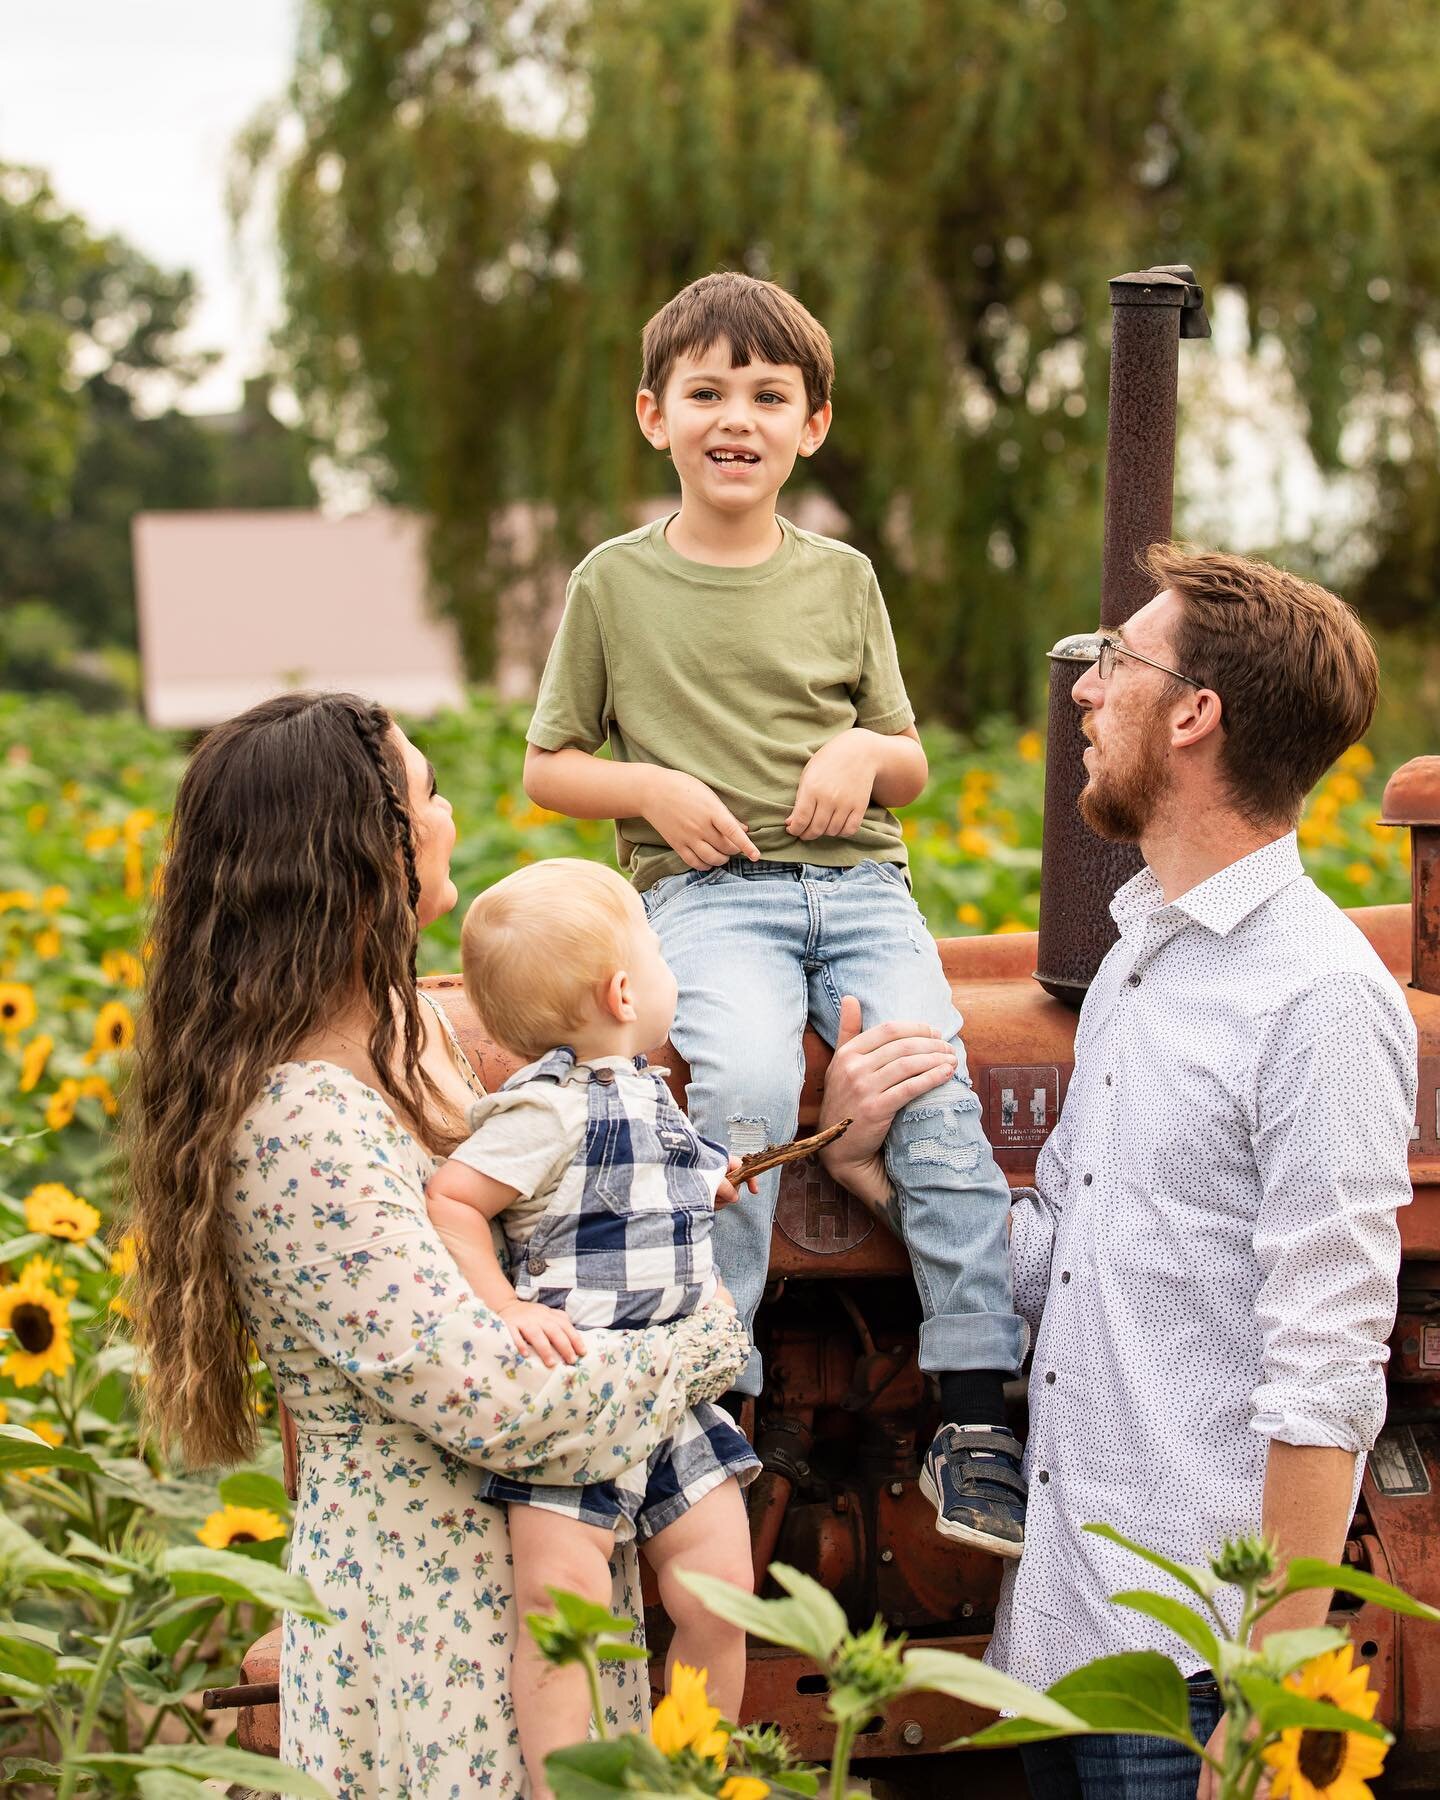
[251, 0, 1440, 720]
[0, 167, 315, 687]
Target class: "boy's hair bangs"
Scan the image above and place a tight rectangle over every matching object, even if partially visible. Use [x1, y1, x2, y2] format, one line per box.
[641, 272, 834, 415]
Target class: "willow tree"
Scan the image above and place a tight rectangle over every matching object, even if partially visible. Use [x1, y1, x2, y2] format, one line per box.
[247, 0, 1440, 722]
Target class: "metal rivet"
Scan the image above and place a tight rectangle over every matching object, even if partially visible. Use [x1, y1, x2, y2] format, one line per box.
[889, 1482, 905, 1497]
[880, 1548, 894, 1564]
[901, 1722, 924, 1747]
[961, 1601, 974, 1618]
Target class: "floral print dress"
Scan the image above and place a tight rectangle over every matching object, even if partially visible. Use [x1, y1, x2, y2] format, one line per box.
[223, 1039, 748, 1800]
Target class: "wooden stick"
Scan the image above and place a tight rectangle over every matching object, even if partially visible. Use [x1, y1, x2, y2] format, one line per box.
[731, 1118, 851, 1186]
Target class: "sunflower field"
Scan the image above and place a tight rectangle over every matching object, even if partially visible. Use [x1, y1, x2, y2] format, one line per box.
[0, 686, 1418, 1778]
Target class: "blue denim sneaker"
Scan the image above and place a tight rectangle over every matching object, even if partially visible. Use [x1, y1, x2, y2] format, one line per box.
[919, 1424, 1027, 1558]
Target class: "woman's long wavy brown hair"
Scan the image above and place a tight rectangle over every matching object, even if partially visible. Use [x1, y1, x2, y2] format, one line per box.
[123, 692, 455, 1468]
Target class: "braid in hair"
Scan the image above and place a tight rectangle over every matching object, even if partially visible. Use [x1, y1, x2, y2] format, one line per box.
[344, 699, 451, 1151]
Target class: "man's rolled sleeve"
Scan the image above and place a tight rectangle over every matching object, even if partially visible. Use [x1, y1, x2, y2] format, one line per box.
[1249, 967, 1416, 1451]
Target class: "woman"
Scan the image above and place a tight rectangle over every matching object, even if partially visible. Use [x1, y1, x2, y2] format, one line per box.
[123, 692, 750, 1798]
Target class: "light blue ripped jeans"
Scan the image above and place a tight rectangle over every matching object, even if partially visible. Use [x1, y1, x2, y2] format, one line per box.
[644, 858, 1023, 1396]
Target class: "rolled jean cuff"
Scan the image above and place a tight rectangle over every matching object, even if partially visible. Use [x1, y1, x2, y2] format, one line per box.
[730, 1346, 764, 1398]
[918, 1311, 1027, 1377]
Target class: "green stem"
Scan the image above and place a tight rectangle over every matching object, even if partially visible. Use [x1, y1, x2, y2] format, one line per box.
[582, 1649, 608, 1741]
[56, 1597, 133, 1800]
[828, 1717, 858, 1800]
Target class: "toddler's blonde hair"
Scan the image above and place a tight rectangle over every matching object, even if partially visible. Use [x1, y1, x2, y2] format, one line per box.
[460, 858, 639, 1061]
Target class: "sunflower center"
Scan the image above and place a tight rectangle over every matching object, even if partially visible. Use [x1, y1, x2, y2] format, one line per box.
[229, 1532, 258, 1544]
[1297, 1726, 1347, 1787]
[13, 1302, 56, 1353]
[1, 1002, 17, 1020]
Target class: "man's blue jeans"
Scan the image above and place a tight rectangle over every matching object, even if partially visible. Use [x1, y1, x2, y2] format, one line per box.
[1020, 1675, 1223, 1799]
[645, 858, 1022, 1396]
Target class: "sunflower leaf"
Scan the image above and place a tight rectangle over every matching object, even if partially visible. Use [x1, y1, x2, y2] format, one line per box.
[0, 1514, 130, 1599]
[901, 1647, 1086, 1729]
[1255, 1626, 1350, 1677]
[1278, 1558, 1440, 1622]
[218, 1469, 292, 1515]
[1233, 1671, 1390, 1742]
[0, 1425, 102, 1475]
[1109, 1592, 1223, 1669]
[159, 1546, 331, 1622]
[1082, 1525, 1220, 1606]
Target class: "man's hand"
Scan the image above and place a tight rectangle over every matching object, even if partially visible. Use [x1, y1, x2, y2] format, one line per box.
[818, 996, 958, 1211]
[715, 1156, 759, 1210]
[1198, 1716, 1267, 1799]
[498, 1301, 585, 1367]
[643, 767, 759, 869]
[786, 733, 880, 840]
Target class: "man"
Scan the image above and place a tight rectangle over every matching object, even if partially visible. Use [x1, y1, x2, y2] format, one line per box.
[818, 544, 1416, 1800]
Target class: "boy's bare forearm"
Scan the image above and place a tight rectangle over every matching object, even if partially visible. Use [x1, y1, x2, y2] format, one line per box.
[867, 726, 928, 808]
[524, 744, 657, 820]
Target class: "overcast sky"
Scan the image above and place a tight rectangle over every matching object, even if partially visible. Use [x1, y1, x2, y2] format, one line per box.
[1, 0, 296, 413]
[0, 3, 1332, 544]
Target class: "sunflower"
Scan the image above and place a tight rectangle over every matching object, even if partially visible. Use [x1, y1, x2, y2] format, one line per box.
[0, 982, 37, 1037]
[651, 1663, 729, 1764]
[0, 891, 36, 914]
[32, 927, 62, 960]
[84, 825, 119, 853]
[101, 948, 145, 988]
[45, 1078, 81, 1130]
[19, 1032, 54, 1093]
[40, 885, 70, 913]
[0, 1264, 75, 1386]
[109, 1233, 138, 1278]
[84, 1000, 135, 1063]
[123, 844, 144, 901]
[197, 1504, 288, 1549]
[78, 1074, 119, 1116]
[24, 1183, 102, 1243]
[1263, 1643, 1388, 1799]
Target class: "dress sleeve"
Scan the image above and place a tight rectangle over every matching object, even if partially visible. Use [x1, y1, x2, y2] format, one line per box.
[233, 1070, 750, 1484]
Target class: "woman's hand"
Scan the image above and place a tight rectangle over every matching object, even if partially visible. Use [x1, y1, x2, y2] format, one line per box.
[499, 1301, 586, 1367]
[643, 768, 759, 869]
[818, 996, 958, 1212]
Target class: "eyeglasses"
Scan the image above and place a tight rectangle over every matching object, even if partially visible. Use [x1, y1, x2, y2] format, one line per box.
[1086, 631, 1203, 689]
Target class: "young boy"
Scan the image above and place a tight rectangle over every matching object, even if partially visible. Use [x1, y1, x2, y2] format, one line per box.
[523, 271, 1027, 1558]
[426, 859, 758, 1800]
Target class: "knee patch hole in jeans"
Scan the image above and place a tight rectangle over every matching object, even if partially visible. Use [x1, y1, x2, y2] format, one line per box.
[726, 1115, 770, 1158]
[896, 1103, 982, 1173]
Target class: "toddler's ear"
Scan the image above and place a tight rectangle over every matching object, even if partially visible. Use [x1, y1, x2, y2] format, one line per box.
[601, 967, 637, 1024]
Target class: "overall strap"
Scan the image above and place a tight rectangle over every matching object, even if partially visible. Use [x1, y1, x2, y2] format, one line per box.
[500, 1045, 577, 1092]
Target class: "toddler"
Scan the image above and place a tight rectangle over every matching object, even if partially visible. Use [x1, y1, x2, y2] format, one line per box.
[426, 858, 759, 1800]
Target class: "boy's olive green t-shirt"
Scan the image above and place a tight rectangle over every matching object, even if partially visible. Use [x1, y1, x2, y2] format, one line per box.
[526, 514, 915, 892]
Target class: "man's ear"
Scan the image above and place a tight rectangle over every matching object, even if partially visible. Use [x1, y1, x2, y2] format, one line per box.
[601, 968, 636, 1024]
[1170, 686, 1224, 751]
[636, 388, 669, 451]
[797, 400, 833, 459]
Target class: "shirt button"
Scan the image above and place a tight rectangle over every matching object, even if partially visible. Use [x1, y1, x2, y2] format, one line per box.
[1083, 1174, 1093, 1186]
[1038, 1470, 1050, 1484]
[1061, 1270, 1071, 1284]
[1127, 973, 1141, 987]
[1045, 1371, 1056, 1385]
[1105, 1074, 1113, 1087]
[529, 1257, 547, 1275]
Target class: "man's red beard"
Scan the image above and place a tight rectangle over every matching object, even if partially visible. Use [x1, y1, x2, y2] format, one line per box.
[1078, 697, 1172, 842]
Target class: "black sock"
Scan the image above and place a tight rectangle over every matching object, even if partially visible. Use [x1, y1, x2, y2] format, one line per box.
[939, 1370, 1009, 1432]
